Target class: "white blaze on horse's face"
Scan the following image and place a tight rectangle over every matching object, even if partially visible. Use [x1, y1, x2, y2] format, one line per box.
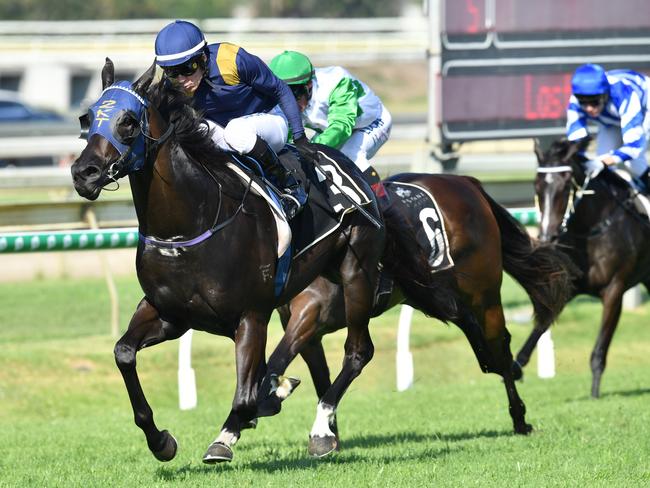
[310, 403, 336, 438]
[536, 165, 573, 242]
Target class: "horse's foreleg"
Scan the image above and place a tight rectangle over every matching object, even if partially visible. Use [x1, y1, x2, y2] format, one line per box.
[257, 295, 324, 418]
[203, 310, 270, 464]
[309, 279, 375, 457]
[114, 298, 187, 462]
[591, 284, 623, 398]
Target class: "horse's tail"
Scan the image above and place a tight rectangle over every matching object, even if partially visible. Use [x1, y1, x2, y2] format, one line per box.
[474, 182, 576, 328]
[381, 199, 459, 322]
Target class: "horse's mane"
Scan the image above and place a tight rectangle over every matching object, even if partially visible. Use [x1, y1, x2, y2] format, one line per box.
[145, 81, 246, 194]
[147, 82, 231, 168]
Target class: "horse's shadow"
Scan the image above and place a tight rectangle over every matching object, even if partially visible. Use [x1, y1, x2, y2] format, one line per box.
[572, 387, 650, 401]
[154, 428, 512, 478]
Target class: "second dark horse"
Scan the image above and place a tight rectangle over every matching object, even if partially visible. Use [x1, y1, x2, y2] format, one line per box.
[515, 138, 650, 398]
[269, 173, 575, 456]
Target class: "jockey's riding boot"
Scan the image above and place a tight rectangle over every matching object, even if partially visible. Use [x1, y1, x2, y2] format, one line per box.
[249, 136, 307, 219]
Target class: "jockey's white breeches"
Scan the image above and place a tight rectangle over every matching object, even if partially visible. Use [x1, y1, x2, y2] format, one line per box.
[205, 105, 289, 154]
[339, 104, 392, 172]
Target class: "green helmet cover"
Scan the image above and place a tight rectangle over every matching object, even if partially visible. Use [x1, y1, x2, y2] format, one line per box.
[269, 50, 314, 84]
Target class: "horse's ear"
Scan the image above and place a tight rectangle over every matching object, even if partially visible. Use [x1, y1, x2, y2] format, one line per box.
[533, 138, 544, 163]
[132, 60, 157, 97]
[565, 136, 591, 161]
[101, 58, 114, 90]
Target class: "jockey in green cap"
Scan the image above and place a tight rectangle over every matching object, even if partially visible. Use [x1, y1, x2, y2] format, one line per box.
[269, 50, 392, 194]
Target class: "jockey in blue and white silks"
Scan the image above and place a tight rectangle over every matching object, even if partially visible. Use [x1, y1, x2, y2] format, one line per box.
[566, 63, 650, 187]
[155, 20, 316, 218]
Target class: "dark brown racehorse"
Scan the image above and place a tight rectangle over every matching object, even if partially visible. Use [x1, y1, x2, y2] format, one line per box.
[515, 137, 650, 397]
[269, 173, 574, 456]
[71, 59, 385, 464]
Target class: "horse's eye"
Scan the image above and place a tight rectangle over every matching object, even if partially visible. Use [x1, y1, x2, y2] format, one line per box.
[115, 112, 139, 144]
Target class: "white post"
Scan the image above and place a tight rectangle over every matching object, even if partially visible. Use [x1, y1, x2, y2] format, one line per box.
[396, 305, 415, 391]
[536, 329, 556, 379]
[623, 285, 642, 310]
[178, 329, 197, 410]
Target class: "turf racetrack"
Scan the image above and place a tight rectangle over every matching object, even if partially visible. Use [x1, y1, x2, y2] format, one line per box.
[1, 275, 649, 486]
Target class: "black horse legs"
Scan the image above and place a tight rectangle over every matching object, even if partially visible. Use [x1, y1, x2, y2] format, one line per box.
[456, 304, 532, 435]
[114, 298, 188, 462]
[591, 285, 624, 398]
[202, 310, 271, 464]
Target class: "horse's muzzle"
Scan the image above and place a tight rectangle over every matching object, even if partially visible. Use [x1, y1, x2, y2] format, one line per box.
[71, 161, 103, 200]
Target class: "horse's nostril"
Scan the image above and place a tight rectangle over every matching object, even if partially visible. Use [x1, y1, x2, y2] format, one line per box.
[82, 165, 100, 178]
[72, 163, 101, 183]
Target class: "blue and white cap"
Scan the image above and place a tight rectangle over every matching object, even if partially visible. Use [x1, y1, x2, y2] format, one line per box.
[155, 20, 207, 67]
[571, 64, 609, 96]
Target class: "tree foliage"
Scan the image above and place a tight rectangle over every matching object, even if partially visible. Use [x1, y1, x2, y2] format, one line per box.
[0, 0, 408, 20]
[0, 0, 236, 20]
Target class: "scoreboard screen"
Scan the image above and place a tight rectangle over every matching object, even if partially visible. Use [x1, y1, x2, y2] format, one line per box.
[440, 0, 650, 143]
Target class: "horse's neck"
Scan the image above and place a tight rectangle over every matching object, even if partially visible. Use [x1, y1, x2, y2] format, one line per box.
[570, 176, 618, 232]
[130, 146, 219, 238]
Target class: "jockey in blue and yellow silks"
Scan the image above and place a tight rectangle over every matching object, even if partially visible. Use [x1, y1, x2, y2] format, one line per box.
[566, 63, 650, 190]
[155, 20, 317, 218]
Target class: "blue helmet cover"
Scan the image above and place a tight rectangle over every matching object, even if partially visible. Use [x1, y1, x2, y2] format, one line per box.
[571, 64, 609, 96]
[155, 20, 207, 67]
[86, 81, 148, 172]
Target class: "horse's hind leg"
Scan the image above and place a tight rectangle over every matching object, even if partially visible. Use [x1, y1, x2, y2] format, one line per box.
[513, 326, 548, 380]
[590, 283, 624, 398]
[114, 298, 188, 461]
[457, 299, 532, 435]
[255, 300, 320, 418]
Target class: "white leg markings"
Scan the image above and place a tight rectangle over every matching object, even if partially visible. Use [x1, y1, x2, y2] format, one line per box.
[215, 429, 238, 447]
[310, 403, 336, 438]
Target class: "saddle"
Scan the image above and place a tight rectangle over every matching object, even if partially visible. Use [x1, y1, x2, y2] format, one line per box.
[229, 145, 378, 295]
[370, 180, 456, 316]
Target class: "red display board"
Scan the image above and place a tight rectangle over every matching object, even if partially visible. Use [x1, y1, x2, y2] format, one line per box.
[440, 0, 650, 142]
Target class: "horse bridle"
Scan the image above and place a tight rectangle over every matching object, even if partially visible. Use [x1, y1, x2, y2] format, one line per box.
[537, 165, 583, 236]
[79, 85, 175, 188]
[537, 163, 645, 239]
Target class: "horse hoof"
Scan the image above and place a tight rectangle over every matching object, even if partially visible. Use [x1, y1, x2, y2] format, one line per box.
[152, 430, 178, 462]
[202, 442, 233, 464]
[515, 423, 533, 435]
[308, 435, 339, 458]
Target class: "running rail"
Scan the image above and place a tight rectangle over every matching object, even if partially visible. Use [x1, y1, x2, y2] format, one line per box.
[0, 208, 541, 253]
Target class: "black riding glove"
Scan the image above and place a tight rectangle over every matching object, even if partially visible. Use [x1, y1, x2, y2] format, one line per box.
[294, 135, 319, 162]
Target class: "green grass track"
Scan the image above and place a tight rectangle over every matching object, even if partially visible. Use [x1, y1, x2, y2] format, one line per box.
[1, 275, 650, 486]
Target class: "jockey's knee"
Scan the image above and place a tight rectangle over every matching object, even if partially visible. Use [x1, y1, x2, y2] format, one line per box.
[224, 120, 257, 154]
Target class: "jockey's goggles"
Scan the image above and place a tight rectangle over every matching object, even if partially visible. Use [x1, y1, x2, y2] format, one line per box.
[576, 94, 606, 107]
[290, 83, 311, 99]
[163, 58, 201, 79]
